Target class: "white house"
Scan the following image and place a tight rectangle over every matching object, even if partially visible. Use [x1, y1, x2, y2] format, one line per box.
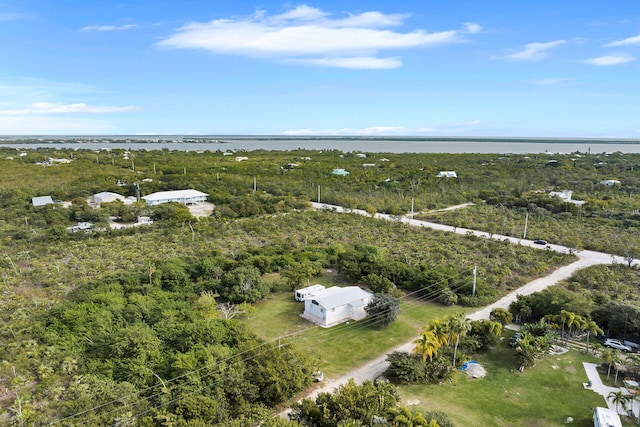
[437, 171, 457, 178]
[549, 190, 572, 202]
[32, 196, 54, 207]
[92, 191, 125, 206]
[332, 168, 350, 176]
[142, 189, 208, 206]
[549, 190, 585, 206]
[600, 179, 621, 186]
[302, 286, 372, 328]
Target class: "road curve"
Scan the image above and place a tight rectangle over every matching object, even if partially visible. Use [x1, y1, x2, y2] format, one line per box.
[279, 203, 637, 418]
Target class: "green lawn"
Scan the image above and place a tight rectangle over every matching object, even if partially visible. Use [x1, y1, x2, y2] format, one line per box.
[243, 273, 466, 377]
[398, 338, 609, 427]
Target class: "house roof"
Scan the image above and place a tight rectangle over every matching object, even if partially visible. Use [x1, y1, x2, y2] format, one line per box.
[312, 286, 371, 310]
[32, 195, 54, 206]
[142, 189, 208, 202]
[93, 191, 124, 201]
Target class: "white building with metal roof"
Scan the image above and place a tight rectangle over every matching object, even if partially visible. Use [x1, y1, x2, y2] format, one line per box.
[302, 286, 372, 328]
[142, 189, 208, 206]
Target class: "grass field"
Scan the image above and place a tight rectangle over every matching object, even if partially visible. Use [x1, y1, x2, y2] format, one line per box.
[398, 338, 616, 427]
[246, 274, 631, 425]
[244, 272, 466, 377]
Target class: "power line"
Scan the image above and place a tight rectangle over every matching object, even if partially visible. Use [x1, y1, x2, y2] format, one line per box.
[48, 267, 478, 425]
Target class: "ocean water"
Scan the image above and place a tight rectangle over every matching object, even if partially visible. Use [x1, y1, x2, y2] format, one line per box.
[2, 136, 640, 154]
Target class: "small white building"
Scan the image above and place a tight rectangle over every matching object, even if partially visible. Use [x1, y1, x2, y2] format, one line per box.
[355, 153, 367, 158]
[92, 191, 125, 206]
[437, 171, 457, 178]
[549, 190, 585, 206]
[32, 195, 54, 207]
[142, 189, 208, 206]
[302, 286, 372, 328]
[332, 168, 350, 176]
[600, 179, 621, 186]
[294, 284, 326, 302]
[549, 190, 572, 202]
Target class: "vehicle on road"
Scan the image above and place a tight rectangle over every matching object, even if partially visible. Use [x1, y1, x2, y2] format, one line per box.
[533, 239, 547, 245]
[604, 338, 632, 352]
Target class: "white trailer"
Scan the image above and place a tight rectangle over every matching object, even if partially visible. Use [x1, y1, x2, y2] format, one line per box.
[593, 407, 622, 427]
[294, 284, 326, 302]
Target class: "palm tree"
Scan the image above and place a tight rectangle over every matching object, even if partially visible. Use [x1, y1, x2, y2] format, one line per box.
[425, 319, 450, 348]
[446, 313, 472, 367]
[581, 320, 604, 355]
[566, 314, 584, 342]
[608, 390, 631, 414]
[558, 310, 576, 344]
[413, 329, 441, 362]
[602, 348, 622, 381]
[386, 406, 432, 427]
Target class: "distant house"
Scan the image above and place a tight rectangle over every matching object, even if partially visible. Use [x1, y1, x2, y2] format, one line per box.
[302, 286, 373, 328]
[355, 153, 367, 158]
[437, 171, 457, 178]
[363, 163, 377, 168]
[142, 189, 208, 206]
[67, 222, 92, 233]
[549, 190, 572, 202]
[32, 196, 54, 207]
[600, 179, 621, 186]
[332, 168, 350, 176]
[92, 191, 125, 206]
[549, 190, 585, 206]
[235, 156, 249, 162]
[134, 216, 153, 226]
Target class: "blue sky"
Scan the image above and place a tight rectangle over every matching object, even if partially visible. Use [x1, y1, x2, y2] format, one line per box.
[0, 1, 639, 137]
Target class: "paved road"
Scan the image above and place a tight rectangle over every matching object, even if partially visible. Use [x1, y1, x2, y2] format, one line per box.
[279, 203, 637, 418]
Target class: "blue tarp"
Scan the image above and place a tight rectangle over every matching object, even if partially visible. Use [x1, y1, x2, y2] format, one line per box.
[459, 360, 478, 371]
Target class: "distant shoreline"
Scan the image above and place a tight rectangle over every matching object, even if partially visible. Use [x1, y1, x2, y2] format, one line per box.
[2, 135, 640, 144]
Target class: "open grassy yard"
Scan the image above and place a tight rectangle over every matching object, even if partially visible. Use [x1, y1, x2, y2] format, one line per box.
[399, 338, 608, 427]
[243, 272, 467, 377]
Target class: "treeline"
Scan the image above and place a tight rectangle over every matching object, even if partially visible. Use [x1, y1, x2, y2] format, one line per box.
[510, 264, 640, 341]
[6, 263, 316, 425]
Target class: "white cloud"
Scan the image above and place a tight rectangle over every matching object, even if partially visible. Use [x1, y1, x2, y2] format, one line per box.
[585, 54, 634, 65]
[604, 34, 640, 47]
[290, 56, 402, 69]
[505, 40, 565, 61]
[0, 102, 137, 115]
[158, 5, 480, 69]
[81, 24, 137, 32]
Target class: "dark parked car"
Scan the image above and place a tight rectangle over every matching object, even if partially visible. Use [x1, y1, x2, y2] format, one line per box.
[533, 239, 547, 245]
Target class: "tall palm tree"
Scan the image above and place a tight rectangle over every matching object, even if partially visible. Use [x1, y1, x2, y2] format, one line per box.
[425, 319, 450, 348]
[608, 390, 631, 414]
[566, 314, 584, 342]
[413, 329, 441, 362]
[581, 320, 604, 355]
[446, 313, 472, 367]
[558, 310, 576, 344]
[602, 348, 622, 381]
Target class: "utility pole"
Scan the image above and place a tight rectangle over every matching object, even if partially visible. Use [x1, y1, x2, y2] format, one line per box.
[254, 176, 257, 193]
[472, 266, 477, 297]
[317, 184, 321, 203]
[411, 197, 414, 218]
[523, 212, 529, 239]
